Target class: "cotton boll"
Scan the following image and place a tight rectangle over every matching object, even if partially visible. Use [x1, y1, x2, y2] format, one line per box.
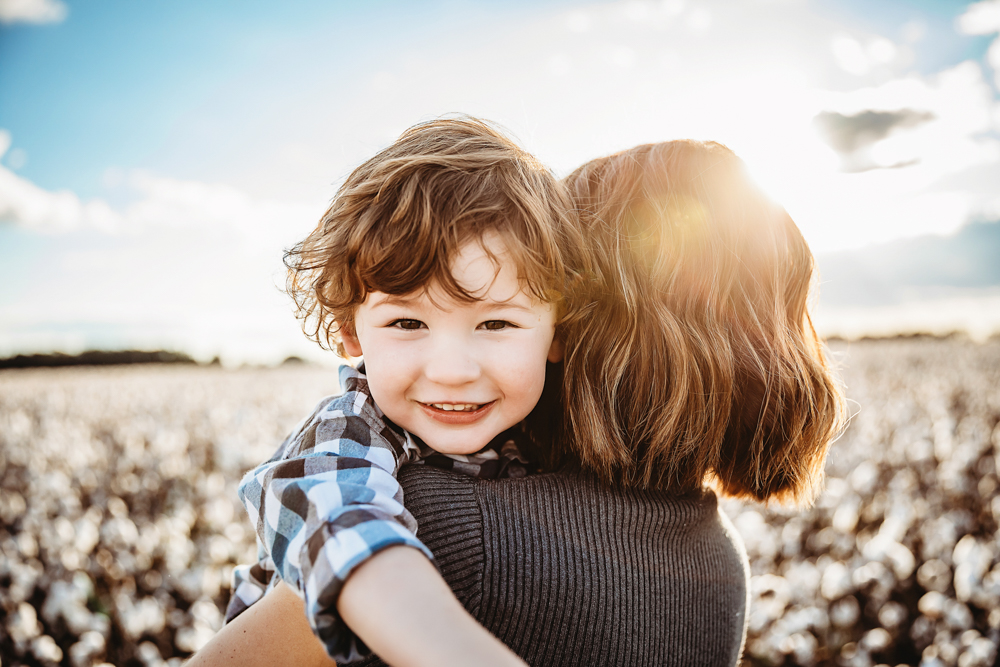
[918, 559, 952, 593]
[830, 595, 861, 627]
[820, 561, 853, 600]
[7, 601, 42, 643]
[944, 601, 974, 631]
[31, 635, 64, 663]
[877, 600, 907, 630]
[137, 640, 164, 667]
[780, 631, 819, 666]
[952, 536, 992, 602]
[861, 627, 892, 653]
[850, 461, 881, 495]
[918, 591, 948, 618]
[69, 631, 107, 667]
[958, 636, 997, 667]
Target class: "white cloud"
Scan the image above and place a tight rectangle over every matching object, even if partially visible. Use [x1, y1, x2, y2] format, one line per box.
[6, 148, 27, 170]
[546, 53, 573, 77]
[0, 152, 328, 364]
[566, 10, 591, 33]
[0, 160, 120, 233]
[0, 132, 320, 248]
[789, 61, 1000, 250]
[0, 0, 66, 24]
[0, 228, 326, 365]
[819, 62, 996, 167]
[956, 0, 1000, 35]
[990, 38, 1000, 86]
[831, 33, 900, 76]
[608, 45, 637, 68]
[832, 34, 872, 76]
[122, 171, 318, 248]
[686, 7, 712, 34]
[0, 140, 334, 362]
[958, 0, 1000, 90]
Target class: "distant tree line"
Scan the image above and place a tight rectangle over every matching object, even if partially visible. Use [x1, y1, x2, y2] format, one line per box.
[0, 350, 199, 369]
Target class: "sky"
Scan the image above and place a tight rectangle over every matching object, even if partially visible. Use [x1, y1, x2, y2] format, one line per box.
[1, 0, 999, 364]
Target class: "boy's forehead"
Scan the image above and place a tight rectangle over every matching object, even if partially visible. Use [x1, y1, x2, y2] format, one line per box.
[366, 267, 532, 310]
[376, 233, 528, 299]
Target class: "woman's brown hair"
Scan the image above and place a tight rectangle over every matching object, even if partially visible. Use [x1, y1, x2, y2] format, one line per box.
[285, 117, 588, 357]
[559, 140, 846, 504]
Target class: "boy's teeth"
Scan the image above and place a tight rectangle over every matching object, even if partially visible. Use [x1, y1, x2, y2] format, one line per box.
[430, 403, 481, 411]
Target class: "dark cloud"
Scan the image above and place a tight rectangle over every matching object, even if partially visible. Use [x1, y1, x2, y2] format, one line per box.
[816, 219, 1000, 307]
[813, 109, 936, 154]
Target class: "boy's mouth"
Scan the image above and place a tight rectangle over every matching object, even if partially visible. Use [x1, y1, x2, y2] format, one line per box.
[426, 402, 485, 412]
[418, 400, 496, 424]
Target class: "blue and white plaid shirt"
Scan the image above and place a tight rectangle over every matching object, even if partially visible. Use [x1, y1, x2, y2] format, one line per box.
[226, 364, 529, 662]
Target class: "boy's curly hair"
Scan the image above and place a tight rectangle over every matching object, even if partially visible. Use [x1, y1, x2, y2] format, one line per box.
[559, 140, 847, 505]
[285, 117, 588, 357]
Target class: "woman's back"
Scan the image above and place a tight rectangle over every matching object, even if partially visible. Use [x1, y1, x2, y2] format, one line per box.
[355, 466, 749, 666]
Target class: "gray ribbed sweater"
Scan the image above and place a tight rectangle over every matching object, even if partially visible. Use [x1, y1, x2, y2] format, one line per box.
[354, 467, 749, 667]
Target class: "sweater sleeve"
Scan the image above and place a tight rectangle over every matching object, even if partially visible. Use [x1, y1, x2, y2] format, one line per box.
[236, 369, 434, 662]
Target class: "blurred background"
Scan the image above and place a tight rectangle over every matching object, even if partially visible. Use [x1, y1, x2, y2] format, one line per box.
[1, 0, 999, 365]
[3, 1, 1000, 667]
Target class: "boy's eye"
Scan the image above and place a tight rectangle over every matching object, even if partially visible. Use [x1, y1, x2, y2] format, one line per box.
[480, 320, 516, 331]
[389, 319, 425, 330]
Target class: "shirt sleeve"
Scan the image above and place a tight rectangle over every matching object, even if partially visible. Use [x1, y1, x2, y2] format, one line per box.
[236, 375, 433, 662]
[224, 548, 272, 624]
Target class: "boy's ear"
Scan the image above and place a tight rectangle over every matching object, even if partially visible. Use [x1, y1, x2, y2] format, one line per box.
[341, 323, 363, 358]
[547, 336, 564, 363]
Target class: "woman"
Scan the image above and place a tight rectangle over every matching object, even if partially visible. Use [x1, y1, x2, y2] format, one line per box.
[192, 139, 844, 666]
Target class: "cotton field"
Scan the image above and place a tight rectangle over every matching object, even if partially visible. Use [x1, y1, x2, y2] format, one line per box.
[726, 338, 1000, 667]
[1, 338, 999, 666]
[0, 363, 341, 666]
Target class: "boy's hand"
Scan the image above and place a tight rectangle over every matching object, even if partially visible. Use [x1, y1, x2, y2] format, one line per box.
[339, 545, 528, 667]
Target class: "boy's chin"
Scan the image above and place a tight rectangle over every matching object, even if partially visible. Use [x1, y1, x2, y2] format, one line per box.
[422, 437, 494, 456]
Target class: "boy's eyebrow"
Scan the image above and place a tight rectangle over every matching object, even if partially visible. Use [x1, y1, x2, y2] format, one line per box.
[484, 300, 535, 312]
[369, 294, 421, 309]
[369, 293, 538, 312]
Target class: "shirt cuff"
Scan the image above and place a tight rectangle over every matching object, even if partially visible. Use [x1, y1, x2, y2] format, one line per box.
[302, 521, 435, 663]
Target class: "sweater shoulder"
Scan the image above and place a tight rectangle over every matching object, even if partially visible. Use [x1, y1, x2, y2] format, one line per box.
[378, 468, 752, 667]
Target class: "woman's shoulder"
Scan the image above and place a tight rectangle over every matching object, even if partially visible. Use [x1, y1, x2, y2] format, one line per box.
[400, 466, 745, 557]
[397, 466, 750, 667]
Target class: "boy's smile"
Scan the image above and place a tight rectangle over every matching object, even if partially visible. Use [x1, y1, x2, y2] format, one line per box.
[341, 233, 562, 455]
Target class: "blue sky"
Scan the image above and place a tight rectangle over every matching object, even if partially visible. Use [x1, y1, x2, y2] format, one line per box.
[2, 0, 999, 362]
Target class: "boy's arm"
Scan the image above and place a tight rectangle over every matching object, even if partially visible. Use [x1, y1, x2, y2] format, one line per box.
[339, 546, 527, 666]
[190, 548, 526, 667]
[238, 379, 433, 661]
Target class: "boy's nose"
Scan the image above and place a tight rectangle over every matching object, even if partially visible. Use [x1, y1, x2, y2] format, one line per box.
[422, 341, 481, 385]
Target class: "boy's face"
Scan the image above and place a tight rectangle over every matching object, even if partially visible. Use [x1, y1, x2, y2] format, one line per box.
[342, 233, 562, 455]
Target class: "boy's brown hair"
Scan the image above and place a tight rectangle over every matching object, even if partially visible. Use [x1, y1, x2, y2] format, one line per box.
[285, 117, 587, 357]
[560, 140, 846, 504]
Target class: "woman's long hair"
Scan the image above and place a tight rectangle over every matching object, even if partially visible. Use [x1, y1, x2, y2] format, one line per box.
[559, 140, 846, 504]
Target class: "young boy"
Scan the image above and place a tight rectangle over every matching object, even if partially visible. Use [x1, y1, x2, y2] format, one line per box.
[221, 118, 585, 664]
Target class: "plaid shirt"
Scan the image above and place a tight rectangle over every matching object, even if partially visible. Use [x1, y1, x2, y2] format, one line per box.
[227, 364, 529, 662]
